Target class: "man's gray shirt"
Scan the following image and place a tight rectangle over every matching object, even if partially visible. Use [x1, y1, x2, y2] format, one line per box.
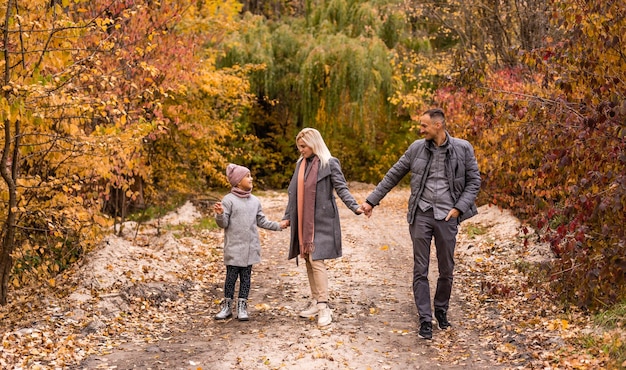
[418, 142, 455, 220]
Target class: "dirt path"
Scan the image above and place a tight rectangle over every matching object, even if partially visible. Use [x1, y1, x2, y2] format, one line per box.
[75, 185, 518, 370]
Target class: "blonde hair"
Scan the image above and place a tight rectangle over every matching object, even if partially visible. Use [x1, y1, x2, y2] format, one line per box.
[296, 128, 332, 168]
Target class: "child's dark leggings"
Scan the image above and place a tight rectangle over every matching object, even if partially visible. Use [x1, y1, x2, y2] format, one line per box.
[224, 265, 252, 299]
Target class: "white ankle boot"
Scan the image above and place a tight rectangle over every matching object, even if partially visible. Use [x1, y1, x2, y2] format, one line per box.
[215, 298, 233, 320]
[237, 298, 249, 321]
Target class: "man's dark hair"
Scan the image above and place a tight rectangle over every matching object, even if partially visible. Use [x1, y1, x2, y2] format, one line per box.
[424, 108, 445, 122]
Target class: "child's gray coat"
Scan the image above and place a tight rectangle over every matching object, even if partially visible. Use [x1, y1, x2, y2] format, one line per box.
[216, 193, 281, 267]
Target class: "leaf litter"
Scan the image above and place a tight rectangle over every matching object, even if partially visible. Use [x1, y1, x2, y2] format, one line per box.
[0, 185, 618, 369]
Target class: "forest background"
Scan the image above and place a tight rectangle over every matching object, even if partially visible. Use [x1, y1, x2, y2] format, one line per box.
[0, 0, 624, 366]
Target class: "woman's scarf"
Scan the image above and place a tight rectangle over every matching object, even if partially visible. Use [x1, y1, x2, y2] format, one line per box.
[231, 186, 251, 198]
[297, 156, 319, 256]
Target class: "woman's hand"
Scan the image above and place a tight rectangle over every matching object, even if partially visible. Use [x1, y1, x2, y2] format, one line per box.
[360, 203, 373, 218]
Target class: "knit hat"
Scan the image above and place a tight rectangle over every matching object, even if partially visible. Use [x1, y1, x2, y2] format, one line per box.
[226, 163, 250, 187]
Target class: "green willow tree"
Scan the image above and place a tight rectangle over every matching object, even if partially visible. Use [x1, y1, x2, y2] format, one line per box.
[218, 0, 435, 185]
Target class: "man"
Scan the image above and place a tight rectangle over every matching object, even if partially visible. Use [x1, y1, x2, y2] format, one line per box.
[361, 108, 481, 340]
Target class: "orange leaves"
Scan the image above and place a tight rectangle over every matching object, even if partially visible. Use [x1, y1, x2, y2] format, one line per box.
[547, 319, 569, 331]
[254, 303, 271, 312]
[1, 323, 92, 368]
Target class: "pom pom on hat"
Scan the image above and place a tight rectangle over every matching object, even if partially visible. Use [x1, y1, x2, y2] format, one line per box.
[226, 163, 250, 187]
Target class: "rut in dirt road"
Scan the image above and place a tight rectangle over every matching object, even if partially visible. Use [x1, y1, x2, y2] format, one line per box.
[78, 186, 506, 370]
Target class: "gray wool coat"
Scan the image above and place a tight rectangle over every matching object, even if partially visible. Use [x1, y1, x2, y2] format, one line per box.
[216, 193, 281, 267]
[283, 156, 360, 261]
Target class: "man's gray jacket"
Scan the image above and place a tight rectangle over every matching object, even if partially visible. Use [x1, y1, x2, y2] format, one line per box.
[366, 133, 481, 224]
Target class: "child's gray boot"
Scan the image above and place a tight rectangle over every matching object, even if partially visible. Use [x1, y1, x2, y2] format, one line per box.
[237, 298, 249, 321]
[215, 298, 233, 320]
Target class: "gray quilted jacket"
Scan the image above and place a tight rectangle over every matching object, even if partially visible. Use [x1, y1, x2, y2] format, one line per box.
[366, 133, 481, 224]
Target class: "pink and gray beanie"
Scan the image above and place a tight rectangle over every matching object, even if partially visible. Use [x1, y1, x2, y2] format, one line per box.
[226, 163, 250, 186]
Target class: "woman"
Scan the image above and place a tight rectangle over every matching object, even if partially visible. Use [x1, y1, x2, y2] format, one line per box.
[282, 128, 363, 326]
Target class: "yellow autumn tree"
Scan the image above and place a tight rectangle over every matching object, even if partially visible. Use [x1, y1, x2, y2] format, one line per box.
[0, 0, 118, 304]
[0, 0, 248, 305]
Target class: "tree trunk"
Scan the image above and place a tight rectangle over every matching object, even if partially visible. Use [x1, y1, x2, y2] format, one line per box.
[0, 0, 17, 305]
[0, 114, 19, 305]
[0, 199, 17, 305]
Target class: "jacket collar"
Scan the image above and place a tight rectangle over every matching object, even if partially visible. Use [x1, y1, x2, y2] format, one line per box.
[317, 158, 332, 180]
[426, 132, 451, 151]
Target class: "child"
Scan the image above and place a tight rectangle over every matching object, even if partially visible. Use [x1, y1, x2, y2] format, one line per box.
[214, 163, 288, 321]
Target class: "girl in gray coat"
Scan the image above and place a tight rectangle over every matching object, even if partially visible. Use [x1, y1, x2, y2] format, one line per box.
[282, 128, 363, 326]
[214, 164, 288, 321]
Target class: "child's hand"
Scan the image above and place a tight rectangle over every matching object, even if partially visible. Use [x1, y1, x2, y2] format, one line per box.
[279, 220, 290, 229]
[214, 202, 224, 215]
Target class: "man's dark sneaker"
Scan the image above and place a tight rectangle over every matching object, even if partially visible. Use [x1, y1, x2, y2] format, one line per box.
[435, 309, 451, 330]
[418, 321, 433, 340]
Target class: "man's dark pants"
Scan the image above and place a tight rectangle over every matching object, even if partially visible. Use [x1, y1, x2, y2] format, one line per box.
[409, 208, 458, 324]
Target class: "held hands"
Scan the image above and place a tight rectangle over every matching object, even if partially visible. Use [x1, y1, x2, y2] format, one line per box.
[213, 202, 223, 215]
[360, 202, 373, 218]
[279, 219, 290, 229]
[358, 204, 457, 220]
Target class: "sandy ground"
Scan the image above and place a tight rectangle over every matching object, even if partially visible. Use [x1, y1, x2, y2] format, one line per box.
[57, 184, 551, 370]
[64, 184, 544, 369]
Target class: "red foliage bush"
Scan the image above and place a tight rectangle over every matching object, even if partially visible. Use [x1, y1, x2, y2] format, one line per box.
[437, 59, 625, 310]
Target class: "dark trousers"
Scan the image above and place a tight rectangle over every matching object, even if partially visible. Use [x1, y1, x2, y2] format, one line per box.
[224, 265, 252, 299]
[409, 208, 458, 324]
